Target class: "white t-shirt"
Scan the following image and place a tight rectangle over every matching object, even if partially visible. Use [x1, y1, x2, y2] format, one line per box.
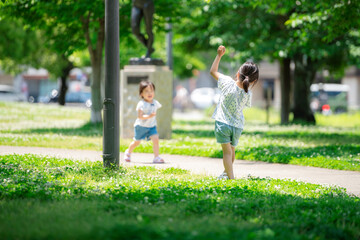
[134, 99, 162, 128]
[211, 73, 252, 129]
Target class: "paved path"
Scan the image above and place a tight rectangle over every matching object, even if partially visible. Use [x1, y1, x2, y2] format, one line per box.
[1, 145, 359, 197]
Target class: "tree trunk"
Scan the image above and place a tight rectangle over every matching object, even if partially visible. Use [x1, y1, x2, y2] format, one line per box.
[58, 76, 67, 106]
[58, 58, 74, 106]
[82, 16, 105, 123]
[90, 57, 103, 123]
[279, 58, 291, 124]
[293, 54, 316, 124]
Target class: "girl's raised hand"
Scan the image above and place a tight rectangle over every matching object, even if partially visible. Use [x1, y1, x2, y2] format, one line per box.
[217, 45, 226, 57]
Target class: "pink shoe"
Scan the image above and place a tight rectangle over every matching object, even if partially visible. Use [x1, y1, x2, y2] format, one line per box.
[124, 150, 131, 162]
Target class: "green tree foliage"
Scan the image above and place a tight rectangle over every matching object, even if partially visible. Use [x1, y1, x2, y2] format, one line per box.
[0, 17, 71, 104]
[176, 0, 359, 124]
[255, 0, 359, 123]
[285, 1, 360, 42]
[0, 18, 45, 73]
[2, 0, 358, 124]
[174, 1, 295, 123]
[285, 0, 360, 68]
[1, 0, 105, 122]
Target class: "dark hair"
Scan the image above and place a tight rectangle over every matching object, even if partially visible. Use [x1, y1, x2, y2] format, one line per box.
[238, 62, 259, 93]
[139, 80, 155, 97]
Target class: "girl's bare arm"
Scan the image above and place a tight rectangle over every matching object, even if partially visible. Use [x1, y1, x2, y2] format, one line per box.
[210, 45, 226, 81]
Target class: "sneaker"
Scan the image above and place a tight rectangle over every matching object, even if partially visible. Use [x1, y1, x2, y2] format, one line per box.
[124, 149, 131, 162]
[153, 156, 165, 164]
[217, 172, 229, 180]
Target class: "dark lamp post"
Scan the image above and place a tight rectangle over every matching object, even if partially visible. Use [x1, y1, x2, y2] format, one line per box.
[103, 0, 120, 167]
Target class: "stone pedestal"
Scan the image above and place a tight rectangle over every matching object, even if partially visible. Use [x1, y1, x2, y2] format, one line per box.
[120, 65, 173, 139]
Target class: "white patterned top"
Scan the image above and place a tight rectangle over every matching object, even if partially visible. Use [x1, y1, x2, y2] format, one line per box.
[211, 73, 252, 129]
[134, 99, 162, 128]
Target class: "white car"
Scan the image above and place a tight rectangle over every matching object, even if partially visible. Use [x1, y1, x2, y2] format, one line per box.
[190, 87, 220, 109]
[0, 85, 26, 102]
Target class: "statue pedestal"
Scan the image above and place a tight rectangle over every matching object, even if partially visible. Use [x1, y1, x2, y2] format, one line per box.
[120, 65, 173, 139]
[129, 57, 164, 66]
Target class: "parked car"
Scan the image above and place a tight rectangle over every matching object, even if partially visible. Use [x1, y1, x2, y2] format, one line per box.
[39, 89, 59, 103]
[0, 85, 26, 102]
[310, 83, 349, 114]
[40, 89, 92, 108]
[190, 87, 220, 109]
[66, 91, 92, 107]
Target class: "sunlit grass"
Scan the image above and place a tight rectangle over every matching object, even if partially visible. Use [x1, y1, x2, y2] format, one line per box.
[131, 116, 360, 171]
[0, 102, 89, 130]
[315, 111, 360, 127]
[0, 102, 101, 150]
[1, 154, 359, 239]
[1, 102, 359, 171]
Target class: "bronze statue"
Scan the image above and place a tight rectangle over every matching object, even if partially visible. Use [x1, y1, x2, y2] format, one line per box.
[131, 0, 155, 58]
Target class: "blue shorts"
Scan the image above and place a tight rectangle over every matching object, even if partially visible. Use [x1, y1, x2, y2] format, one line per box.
[134, 125, 158, 141]
[214, 121, 243, 147]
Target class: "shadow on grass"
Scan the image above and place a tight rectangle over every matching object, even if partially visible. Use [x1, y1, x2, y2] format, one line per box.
[2, 188, 357, 239]
[12, 122, 103, 137]
[1, 154, 359, 239]
[248, 131, 360, 145]
[173, 127, 360, 145]
[209, 145, 360, 166]
[173, 119, 214, 126]
[172, 129, 215, 138]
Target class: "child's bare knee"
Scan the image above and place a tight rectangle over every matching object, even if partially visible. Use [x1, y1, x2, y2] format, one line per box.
[151, 135, 159, 141]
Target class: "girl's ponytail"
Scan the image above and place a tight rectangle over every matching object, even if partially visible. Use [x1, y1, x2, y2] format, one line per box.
[238, 62, 259, 93]
[243, 76, 249, 93]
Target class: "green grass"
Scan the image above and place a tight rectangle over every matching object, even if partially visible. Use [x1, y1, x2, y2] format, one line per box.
[315, 111, 360, 128]
[0, 102, 103, 150]
[124, 120, 360, 171]
[1, 154, 359, 240]
[1, 102, 359, 171]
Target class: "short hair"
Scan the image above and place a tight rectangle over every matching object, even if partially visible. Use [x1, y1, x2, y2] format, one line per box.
[139, 80, 155, 96]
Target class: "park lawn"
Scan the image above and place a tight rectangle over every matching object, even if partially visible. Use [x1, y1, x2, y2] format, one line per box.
[0, 102, 103, 150]
[0, 102, 359, 171]
[0, 154, 359, 240]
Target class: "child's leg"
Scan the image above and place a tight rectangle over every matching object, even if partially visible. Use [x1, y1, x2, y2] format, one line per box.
[221, 143, 234, 179]
[231, 145, 236, 163]
[128, 140, 141, 153]
[221, 146, 235, 174]
[124, 140, 141, 162]
[150, 134, 159, 157]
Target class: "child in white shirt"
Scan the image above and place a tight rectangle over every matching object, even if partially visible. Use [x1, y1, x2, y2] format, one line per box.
[124, 80, 164, 163]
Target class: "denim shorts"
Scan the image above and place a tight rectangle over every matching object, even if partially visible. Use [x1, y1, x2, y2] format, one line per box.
[134, 125, 158, 141]
[214, 121, 243, 147]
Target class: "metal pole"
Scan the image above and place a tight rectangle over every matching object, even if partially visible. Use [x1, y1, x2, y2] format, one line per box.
[103, 0, 120, 167]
